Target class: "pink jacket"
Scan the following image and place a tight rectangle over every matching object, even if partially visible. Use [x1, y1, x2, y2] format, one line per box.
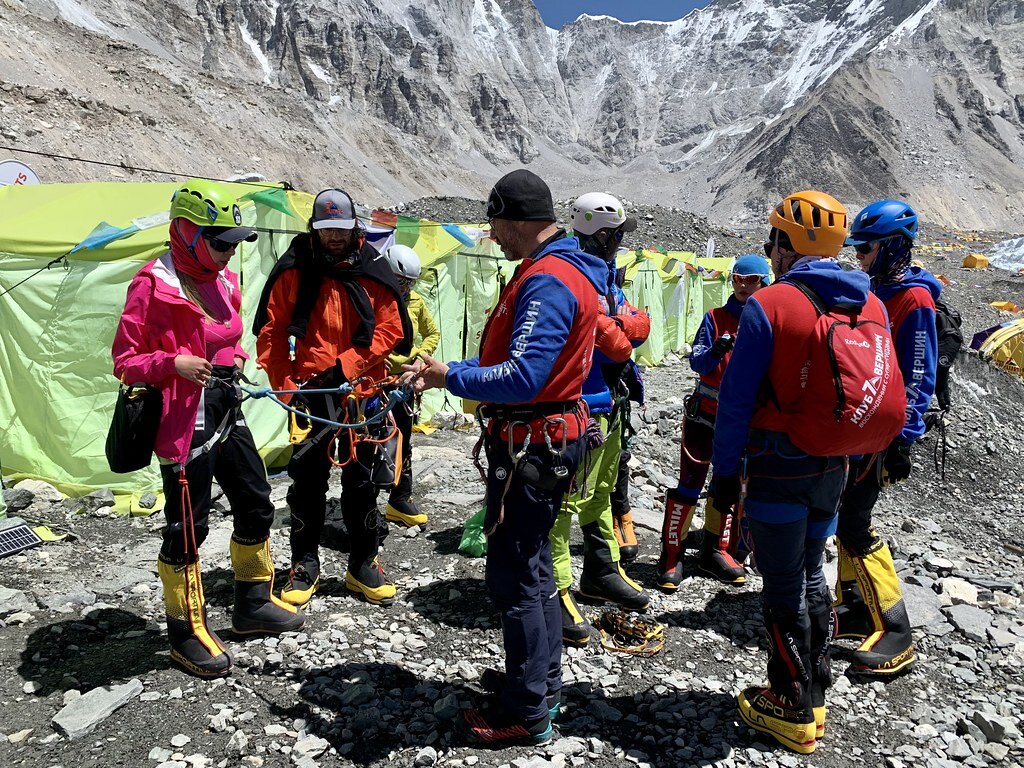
[111, 253, 247, 465]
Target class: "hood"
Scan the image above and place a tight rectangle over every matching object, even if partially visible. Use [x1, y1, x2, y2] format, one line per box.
[874, 266, 943, 303]
[781, 260, 871, 308]
[542, 235, 609, 294]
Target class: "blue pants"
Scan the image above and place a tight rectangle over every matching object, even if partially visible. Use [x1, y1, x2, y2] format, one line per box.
[743, 434, 847, 616]
[484, 436, 583, 722]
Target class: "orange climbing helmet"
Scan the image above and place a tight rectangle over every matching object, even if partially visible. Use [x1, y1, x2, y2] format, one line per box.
[768, 190, 849, 258]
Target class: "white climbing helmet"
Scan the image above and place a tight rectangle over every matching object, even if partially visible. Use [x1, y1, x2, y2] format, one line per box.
[570, 192, 637, 237]
[381, 243, 422, 281]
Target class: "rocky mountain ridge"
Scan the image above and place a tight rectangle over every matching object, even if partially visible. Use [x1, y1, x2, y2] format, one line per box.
[0, 0, 1021, 227]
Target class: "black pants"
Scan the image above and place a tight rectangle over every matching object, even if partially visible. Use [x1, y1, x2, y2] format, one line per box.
[286, 393, 386, 570]
[611, 449, 630, 517]
[389, 398, 414, 504]
[836, 454, 884, 557]
[484, 434, 583, 722]
[159, 375, 274, 565]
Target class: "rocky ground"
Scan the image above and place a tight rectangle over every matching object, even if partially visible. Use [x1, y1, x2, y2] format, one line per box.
[2, 237, 1024, 768]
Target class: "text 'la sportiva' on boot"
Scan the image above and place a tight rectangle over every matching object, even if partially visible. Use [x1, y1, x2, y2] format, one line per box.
[846, 540, 917, 676]
[737, 606, 817, 754]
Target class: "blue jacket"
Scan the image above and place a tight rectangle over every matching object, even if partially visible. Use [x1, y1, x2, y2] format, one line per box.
[711, 261, 874, 477]
[581, 262, 646, 414]
[874, 266, 941, 443]
[689, 295, 744, 377]
[446, 236, 608, 403]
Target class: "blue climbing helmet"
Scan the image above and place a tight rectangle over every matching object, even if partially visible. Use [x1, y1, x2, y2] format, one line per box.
[847, 200, 919, 283]
[732, 253, 772, 286]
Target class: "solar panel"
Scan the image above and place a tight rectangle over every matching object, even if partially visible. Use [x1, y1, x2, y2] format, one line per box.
[0, 517, 43, 558]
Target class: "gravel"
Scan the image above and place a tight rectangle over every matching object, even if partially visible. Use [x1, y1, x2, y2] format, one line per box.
[1, 232, 1023, 767]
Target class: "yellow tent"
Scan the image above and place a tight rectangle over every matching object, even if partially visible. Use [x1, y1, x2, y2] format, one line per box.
[991, 301, 1021, 313]
[978, 318, 1024, 377]
[963, 254, 990, 268]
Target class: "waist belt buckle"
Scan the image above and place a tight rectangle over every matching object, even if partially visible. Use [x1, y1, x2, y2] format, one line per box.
[543, 416, 569, 478]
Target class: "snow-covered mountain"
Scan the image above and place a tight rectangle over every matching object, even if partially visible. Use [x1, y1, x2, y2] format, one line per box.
[1, 0, 1021, 228]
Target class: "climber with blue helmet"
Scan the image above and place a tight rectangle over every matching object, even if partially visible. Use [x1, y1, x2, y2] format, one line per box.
[834, 199, 941, 677]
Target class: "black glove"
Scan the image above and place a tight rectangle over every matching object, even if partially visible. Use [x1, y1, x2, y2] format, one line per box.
[883, 440, 913, 484]
[709, 474, 741, 510]
[710, 334, 735, 358]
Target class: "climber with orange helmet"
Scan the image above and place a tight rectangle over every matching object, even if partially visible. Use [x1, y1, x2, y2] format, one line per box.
[707, 191, 907, 754]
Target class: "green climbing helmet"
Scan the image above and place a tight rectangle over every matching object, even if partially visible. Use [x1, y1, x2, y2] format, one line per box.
[170, 179, 243, 228]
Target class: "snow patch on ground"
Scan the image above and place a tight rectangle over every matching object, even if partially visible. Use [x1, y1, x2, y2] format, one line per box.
[239, 24, 272, 85]
[308, 61, 333, 84]
[991, 237, 1024, 272]
[879, 0, 941, 48]
[54, 0, 109, 34]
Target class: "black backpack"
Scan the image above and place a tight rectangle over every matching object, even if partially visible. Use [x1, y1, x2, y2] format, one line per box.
[933, 298, 963, 411]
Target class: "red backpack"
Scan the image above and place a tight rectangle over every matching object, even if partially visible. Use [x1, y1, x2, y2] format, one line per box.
[784, 282, 906, 456]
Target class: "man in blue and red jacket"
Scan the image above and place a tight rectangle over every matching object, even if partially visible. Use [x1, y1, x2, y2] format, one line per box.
[709, 190, 904, 755]
[407, 170, 606, 746]
[833, 200, 939, 677]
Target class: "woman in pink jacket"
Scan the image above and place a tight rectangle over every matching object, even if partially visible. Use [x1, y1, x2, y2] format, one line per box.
[112, 180, 303, 679]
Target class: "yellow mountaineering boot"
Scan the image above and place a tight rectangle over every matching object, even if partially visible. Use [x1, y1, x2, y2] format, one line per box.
[158, 559, 231, 679]
[613, 511, 639, 562]
[848, 541, 917, 676]
[738, 606, 817, 755]
[385, 498, 428, 528]
[230, 536, 305, 636]
[280, 555, 320, 607]
[346, 558, 397, 606]
[560, 588, 591, 647]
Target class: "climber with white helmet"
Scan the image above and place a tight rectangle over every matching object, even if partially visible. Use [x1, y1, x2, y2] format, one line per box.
[382, 243, 439, 529]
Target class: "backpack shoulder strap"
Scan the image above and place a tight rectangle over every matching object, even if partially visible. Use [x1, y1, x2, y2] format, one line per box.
[788, 279, 828, 316]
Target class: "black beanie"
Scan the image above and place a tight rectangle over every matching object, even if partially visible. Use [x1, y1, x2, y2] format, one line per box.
[486, 169, 556, 222]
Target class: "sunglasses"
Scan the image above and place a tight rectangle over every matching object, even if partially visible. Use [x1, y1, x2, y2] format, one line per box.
[853, 243, 876, 255]
[732, 274, 766, 287]
[203, 234, 237, 253]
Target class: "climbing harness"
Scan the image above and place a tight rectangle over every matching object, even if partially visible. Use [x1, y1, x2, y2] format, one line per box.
[470, 401, 582, 535]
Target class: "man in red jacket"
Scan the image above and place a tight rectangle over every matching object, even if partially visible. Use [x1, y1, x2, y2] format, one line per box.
[255, 189, 412, 607]
[408, 170, 606, 745]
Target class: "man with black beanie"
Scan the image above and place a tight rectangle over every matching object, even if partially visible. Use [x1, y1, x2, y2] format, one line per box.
[404, 169, 608, 745]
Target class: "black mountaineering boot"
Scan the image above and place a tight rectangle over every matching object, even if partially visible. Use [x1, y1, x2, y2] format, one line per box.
[158, 558, 232, 679]
[230, 536, 305, 635]
[577, 521, 650, 611]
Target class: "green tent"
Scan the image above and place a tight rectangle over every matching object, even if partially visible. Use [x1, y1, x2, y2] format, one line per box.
[0, 182, 734, 504]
